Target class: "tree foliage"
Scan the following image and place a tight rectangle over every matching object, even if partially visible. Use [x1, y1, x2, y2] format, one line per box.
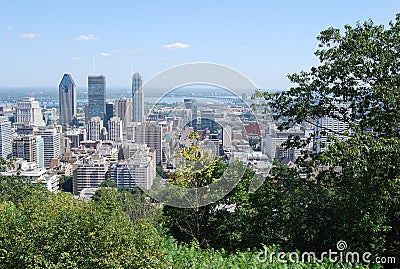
[0, 181, 168, 268]
[0, 165, 373, 268]
[253, 14, 400, 260]
[163, 133, 255, 251]
[257, 15, 400, 138]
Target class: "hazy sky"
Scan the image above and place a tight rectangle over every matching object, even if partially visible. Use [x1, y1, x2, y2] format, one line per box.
[1, 0, 399, 89]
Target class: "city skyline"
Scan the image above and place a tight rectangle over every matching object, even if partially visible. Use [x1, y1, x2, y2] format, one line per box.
[1, 1, 400, 89]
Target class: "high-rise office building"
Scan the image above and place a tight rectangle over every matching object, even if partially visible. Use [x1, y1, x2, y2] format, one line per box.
[87, 117, 103, 141]
[108, 117, 123, 142]
[135, 123, 162, 164]
[12, 135, 44, 168]
[88, 75, 106, 122]
[61, 135, 72, 155]
[13, 135, 37, 162]
[59, 74, 77, 126]
[0, 117, 12, 159]
[36, 136, 44, 168]
[34, 127, 61, 167]
[16, 97, 44, 126]
[104, 102, 114, 129]
[201, 109, 216, 133]
[115, 98, 132, 129]
[84, 103, 89, 124]
[184, 99, 198, 130]
[132, 73, 144, 122]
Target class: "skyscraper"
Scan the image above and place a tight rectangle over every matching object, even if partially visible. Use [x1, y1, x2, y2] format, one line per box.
[135, 123, 162, 164]
[184, 99, 198, 130]
[16, 97, 44, 126]
[200, 109, 216, 133]
[59, 74, 77, 126]
[0, 117, 12, 159]
[88, 75, 106, 122]
[34, 127, 61, 167]
[104, 102, 114, 129]
[115, 98, 132, 129]
[132, 73, 144, 122]
[36, 136, 44, 168]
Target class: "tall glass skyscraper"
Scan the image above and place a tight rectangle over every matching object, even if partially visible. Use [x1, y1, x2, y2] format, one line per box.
[88, 75, 106, 122]
[114, 98, 132, 129]
[132, 73, 143, 122]
[104, 102, 114, 129]
[59, 74, 77, 126]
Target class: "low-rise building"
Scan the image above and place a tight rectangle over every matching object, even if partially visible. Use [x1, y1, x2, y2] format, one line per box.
[0, 160, 59, 193]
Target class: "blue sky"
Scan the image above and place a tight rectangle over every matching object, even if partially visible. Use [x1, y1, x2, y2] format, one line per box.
[1, 0, 399, 89]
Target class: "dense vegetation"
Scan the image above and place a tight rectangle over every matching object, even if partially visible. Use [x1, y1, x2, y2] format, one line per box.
[254, 13, 400, 264]
[0, 176, 369, 268]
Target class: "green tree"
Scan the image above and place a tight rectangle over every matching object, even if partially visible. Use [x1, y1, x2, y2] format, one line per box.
[59, 175, 73, 193]
[0, 164, 372, 268]
[116, 188, 163, 226]
[163, 131, 256, 251]
[257, 15, 400, 138]
[163, 157, 229, 247]
[0, 179, 169, 268]
[0, 174, 44, 204]
[254, 14, 400, 259]
[99, 178, 118, 188]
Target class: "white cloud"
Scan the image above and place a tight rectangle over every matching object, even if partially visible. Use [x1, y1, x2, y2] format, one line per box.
[162, 42, 190, 49]
[72, 57, 81, 61]
[75, 34, 99, 41]
[161, 56, 167, 60]
[114, 49, 142, 55]
[6, 26, 13, 30]
[100, 52, 111, 57]
[20, 33, 41, 39]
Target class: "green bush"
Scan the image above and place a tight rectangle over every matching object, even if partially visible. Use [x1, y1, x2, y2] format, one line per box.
[0, 187, 168, 268]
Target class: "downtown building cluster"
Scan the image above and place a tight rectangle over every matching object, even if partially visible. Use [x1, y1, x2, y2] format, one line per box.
[0, 72, 157, 198]
[0, 72, 351, 198]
